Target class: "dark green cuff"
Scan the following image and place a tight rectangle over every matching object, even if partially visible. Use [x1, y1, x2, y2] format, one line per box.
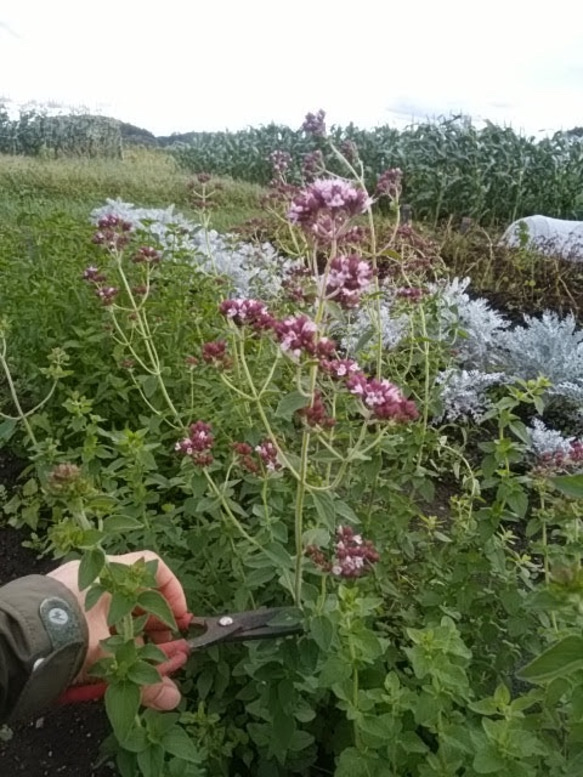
[0, 575, 89, 723]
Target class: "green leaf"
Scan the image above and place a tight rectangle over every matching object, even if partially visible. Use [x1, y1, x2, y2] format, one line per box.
[107, 592, 136, 627]
[84, 583, 107, 612]
[310, 492, 335, 530]
[310, 614, 334, 652]
[269, 709, 296, 763]
[319, 655, 352, 687]
[274, 391, 310, 421]
[103, 515, 143, 533]
[137, 590, 176, 630]
[143, 709, 180, 739]
[334, 500, 359, 524]
[137, 743, 165, 777]
[473, 742, 506, 773]
[105, 681, 140, 742]
[22, 478, 38, 497]
[78, 547, 106, 590]
[139, 644, 167, 664]
[127, 660, 162, 686]
[162, 726, 200, 762]
[0, 418, 17, 442]
[551, 474, 583, 499]
[120, 725, 149, 753]
[141, 375, 159, 400]
[518, 636, 583, 683]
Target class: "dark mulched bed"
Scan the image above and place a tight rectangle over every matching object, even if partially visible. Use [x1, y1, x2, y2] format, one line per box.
[0, 451, 113, 777]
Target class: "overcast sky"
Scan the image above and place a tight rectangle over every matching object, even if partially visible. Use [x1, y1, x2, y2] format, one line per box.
[1, 0, 582, 137]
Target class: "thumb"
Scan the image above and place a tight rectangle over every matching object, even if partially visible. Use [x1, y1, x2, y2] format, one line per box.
[141, 676, 182, 711]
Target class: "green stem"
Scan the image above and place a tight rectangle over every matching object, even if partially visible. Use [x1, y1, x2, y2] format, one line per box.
[415, 304, 432, 467]
[203, 469, 262, 551]
[294, 428, 311, 604]
[115, 254, 182, 425]
[0, 338, 40, 450]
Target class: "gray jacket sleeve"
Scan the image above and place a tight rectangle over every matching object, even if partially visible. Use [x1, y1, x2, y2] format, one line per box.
[0, 574, 88, 724]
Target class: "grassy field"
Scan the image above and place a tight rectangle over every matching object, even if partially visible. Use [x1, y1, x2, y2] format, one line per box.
[0, 148, 265, 232]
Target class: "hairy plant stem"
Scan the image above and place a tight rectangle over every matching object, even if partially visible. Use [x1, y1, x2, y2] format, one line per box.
[202, 469, 262, 551]
[114, 252, 183, 427]
[415, 304, 433, 467]
[0, 337, 40, 450]
[294, 428, 311, 604]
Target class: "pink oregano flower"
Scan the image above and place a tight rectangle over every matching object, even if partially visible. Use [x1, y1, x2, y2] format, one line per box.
[306, 525, 380, 578]
[301, 110, 326, 137]
[288, 179, 372, 243]
[320, 358, 360, 379]
[346, 373, 418, 422]
[92, 215, 133, 250]
[273, 315, 336, 360]
[325, 254, 374, 308]
[255, 439, 282, 472]
[219, 299, 276, 331]
[175, 421, 214, 467]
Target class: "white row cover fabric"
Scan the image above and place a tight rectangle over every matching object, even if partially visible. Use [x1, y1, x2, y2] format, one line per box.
[501, 215, 583, 262]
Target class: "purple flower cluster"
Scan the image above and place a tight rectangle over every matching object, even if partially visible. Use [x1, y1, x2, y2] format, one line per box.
[95, 286, 119, 306]
[297, 390, 335, 430]
[288, 179, 372, 243]
[301, 110, 326, 137]
[340, 139, 359, 163]
[332, 526, 380, 577]
[175, 421, 214, 467]
[395, 287, 425, 302]
[273, 315, 335, 360]
[201, 340, 231, 368]
[255, 439, 282, 472]
[132, 246, 161, 265]
[82, 266, 120, 306]
[302, 150, 325, 182]
[231, 442, 260, 475]
[219, 299, 276, 331]
[376, 168, 403, 201]
[230, 440, 284, 475]
[319, 358, 360, 379]
[306, 525, 380, 578]
[325, 254, 374, 308]
[92, 215, 133, 250]
[346, 374, 418, 421]
[536, 440, 583, 474]
[269, 150, 292, 183]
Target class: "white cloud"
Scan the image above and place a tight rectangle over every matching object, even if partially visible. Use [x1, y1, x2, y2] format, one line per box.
[1, 0, 582, 135]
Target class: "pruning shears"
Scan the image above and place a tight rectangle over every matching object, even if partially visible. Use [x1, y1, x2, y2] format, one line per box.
[59, 607, 302, 704]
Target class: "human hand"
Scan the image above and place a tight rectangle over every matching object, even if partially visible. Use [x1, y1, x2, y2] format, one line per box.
[48, 550, 188, 711]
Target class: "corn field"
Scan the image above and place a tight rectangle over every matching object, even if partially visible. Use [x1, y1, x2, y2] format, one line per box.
[0, 106, 123, 159]
[170, 117, 583, 226]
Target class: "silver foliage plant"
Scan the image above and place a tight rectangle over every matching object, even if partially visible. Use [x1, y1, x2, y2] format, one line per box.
[430, 278, 583, 424]
[493, 311, 583, 400]
[429, 277, 510, 370]
[527, 418, 575, 459]
[90, 199, 300, 299]
[434, 368, 509, 423]
[339, 288, 410, 357]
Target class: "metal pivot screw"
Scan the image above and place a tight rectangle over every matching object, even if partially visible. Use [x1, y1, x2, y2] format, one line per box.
[218, 616, 234, 627]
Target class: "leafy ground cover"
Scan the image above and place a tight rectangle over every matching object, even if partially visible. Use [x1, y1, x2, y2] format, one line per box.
[3, 120, 583, 776]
